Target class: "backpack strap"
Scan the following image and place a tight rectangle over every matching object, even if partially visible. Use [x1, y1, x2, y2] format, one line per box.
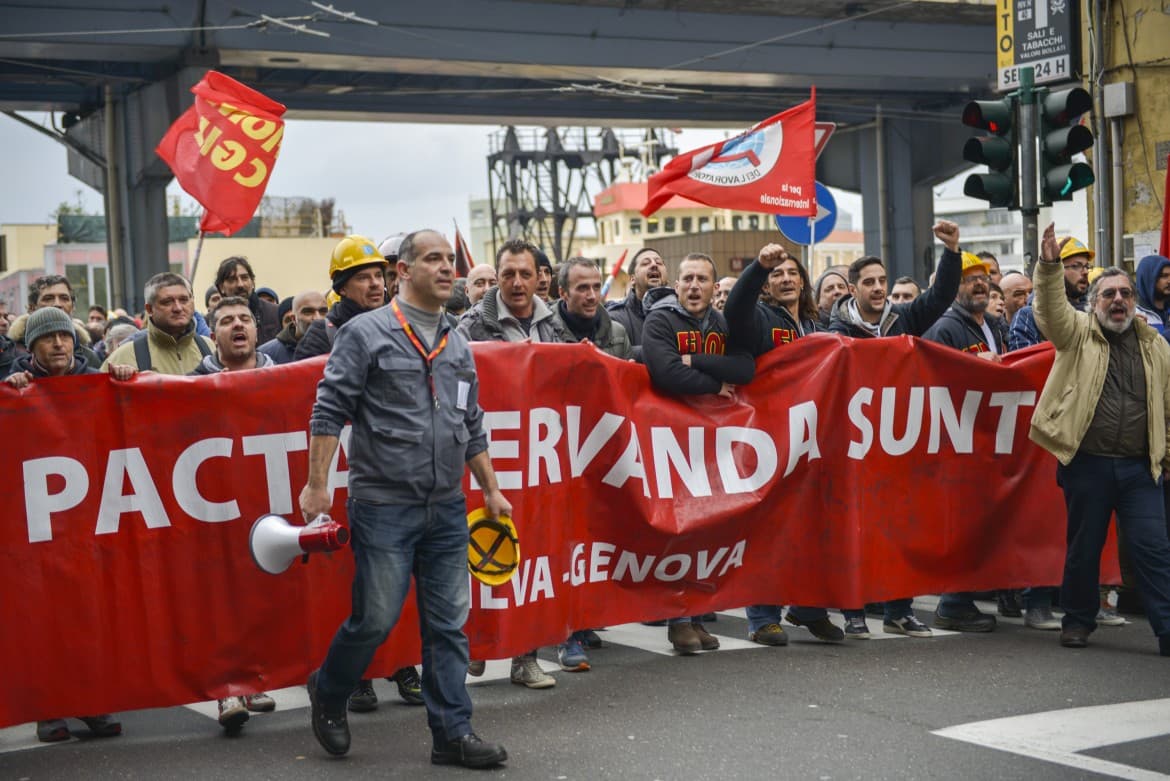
[133, 336, 152, 371]
[194, 336, 213, 358]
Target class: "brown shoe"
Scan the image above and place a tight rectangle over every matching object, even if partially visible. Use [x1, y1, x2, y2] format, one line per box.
[691, 622, 720, 650]
[1060, 625, 1092, 648]
[667, 622, 702, 654]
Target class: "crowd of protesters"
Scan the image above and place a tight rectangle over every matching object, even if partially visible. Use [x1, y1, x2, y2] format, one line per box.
[4, 220, 1170, 760]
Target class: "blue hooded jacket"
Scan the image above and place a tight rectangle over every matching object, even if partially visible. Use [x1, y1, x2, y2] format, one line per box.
[1135, 254, 1170, 340]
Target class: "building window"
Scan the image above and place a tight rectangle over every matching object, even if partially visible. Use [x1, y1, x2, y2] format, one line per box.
[748, 215, 760, 230]
[647, 218, 659, 234]
[824, 254, 834, 265]
[630, 218, 642, 235]
[0, 235, 6, 273]
[599, 222, 606, 244]
[664, 217, 676, 232]
[714, 216, 723, 230]
[681, 217, 693, 233]
[732, 216, 743, 230]
[698, 217, 710, 232]
[93, 266, 109, 310]
[65, 264, 90, 309]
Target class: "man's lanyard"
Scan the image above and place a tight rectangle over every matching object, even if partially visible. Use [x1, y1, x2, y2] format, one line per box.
[390, 299, 448, 410]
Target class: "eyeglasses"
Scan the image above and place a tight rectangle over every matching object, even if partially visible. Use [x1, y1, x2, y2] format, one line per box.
[1099, 288, 1134, 300]
[1063, 262, 1090, 272]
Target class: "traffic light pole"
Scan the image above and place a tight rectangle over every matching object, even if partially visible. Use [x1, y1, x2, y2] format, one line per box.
[1018, 67, 1039, 274]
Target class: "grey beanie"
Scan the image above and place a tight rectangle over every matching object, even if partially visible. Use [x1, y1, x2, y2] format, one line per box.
[25, 307, 75, 348]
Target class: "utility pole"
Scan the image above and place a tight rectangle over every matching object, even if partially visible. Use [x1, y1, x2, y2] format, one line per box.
[1018, 67, 1039, 274]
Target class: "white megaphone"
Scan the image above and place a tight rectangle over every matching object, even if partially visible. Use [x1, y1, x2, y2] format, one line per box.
[249, 514, 351, 575]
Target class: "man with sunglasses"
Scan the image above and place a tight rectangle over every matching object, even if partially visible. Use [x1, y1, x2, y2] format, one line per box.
[1030, 223, 1170, 657]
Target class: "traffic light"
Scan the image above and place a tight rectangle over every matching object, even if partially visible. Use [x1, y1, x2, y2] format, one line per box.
[1039, 86, 1094, 203]
[961, 97, 1018, 209]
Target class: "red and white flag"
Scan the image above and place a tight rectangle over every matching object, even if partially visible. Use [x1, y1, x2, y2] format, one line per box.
[642, 90, 816, 218]
[454, 223, 476, 278]
[600, 248, 628, 298]
[156, 71, 287, 236]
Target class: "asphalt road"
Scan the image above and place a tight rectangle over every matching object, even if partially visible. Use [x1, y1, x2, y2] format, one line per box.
[4, 598, 1168, 781]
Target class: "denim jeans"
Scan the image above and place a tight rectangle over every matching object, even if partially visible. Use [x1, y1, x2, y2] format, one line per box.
[1022, 586, 1057, 610]
[316, 497, 473, 743]
[937, 592, 981, 615]
[842, 598, 914, 623]
[1058, 453, 1170, 638]
[746, 605, 827, 632]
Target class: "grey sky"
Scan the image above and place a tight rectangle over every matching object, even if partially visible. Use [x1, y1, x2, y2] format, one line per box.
[0, 113, 861, 242]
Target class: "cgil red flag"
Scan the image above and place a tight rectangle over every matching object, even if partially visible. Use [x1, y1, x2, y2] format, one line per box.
[454, 223, 476, 277]
[155, 70, 287, 236]
[1161, 153, 1170, 258]
[642, 90, 816, 218]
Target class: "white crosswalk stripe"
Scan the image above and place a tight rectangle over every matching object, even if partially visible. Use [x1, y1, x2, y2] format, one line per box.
[0, 603, 969, 746]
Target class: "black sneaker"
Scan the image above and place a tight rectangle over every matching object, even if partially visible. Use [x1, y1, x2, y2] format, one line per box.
[307, 670, 350, 756]
[843, 615, 871, 639]
[933, 606, 996, 633]
[389, 667, 424, 706]
[785, 613, 845, 642]
[997, 590, 1023, 618]
[347, 679, 377, 713]
[432, 732, 508, 768]
[884, 614, 933, 638]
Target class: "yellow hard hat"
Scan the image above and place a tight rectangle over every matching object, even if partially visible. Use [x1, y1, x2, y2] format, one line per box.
[325, 289, 340, 308]
[329, 235, 388, 280]
[961, 252, 991, 276]
[467, 507, 520, 587]
[1058, 236, 1096, 263]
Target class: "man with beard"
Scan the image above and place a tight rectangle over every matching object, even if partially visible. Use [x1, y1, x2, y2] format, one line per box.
[295, 236, 388, 361]
[606, 247, 667, 361]
[923, 253, 1006, 358]
[189, 297, 276, 375]
[1009, 236, 1092, 350]
[260, 291, 329, 365]
[642, 253, 755, 654]
[978, 251, 1002, 285]
[1134, 254, 1170, 340]
[214, 257, 282, 344]
[723, 245, 844, 646]
[1030, 223, 1170, 657]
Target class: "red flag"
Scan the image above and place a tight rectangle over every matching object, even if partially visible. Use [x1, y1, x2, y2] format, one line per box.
[600, 248, 628, 298]
[156, 71, 287, 236]
[642, 90, 816, 218]
[1161, 153, 1170, 258]
[454, 224, 476, 277]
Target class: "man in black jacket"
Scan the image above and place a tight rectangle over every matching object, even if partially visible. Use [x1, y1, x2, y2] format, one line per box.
[830, 220, 964, 640]
[642, 252, 755, 654]
[723, 245, 844, 646]
[828, 221, 963, 339]
[922, 253, 1006, 358]
[260, 290, 328, 365]
[606, 247, 667, 361]
[215, 257, 282, 344]
[295, 236, 389, 361]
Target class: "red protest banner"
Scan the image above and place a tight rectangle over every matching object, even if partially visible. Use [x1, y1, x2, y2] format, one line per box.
[155, 70, 287, 235]
[0, 336, 1116, 726]
[642, 91, 816, 218]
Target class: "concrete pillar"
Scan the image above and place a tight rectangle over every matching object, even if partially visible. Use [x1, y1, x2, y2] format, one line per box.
[858, 117, 939, 286]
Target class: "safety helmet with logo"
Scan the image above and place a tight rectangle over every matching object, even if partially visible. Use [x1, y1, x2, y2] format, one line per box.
[960, 252, 992, 277]
[466, 507, 521, 586]
[1058, 236, 1096, 264]
[329, 235, 388, 293]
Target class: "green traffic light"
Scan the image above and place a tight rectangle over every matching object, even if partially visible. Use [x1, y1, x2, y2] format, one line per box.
[1044, 162, 1095, 201]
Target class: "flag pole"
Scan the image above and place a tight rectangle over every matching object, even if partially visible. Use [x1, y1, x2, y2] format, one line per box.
[189, 228, 206, 286]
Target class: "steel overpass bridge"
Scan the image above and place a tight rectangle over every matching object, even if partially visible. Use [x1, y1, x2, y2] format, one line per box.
[0, 0, 999, 308]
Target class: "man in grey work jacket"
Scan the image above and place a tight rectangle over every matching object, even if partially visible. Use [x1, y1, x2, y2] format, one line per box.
[299, 229, 512, 768]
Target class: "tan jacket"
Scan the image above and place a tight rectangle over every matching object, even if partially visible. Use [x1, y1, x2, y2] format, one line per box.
[1029, 260, 1170, 481]
[102, 319, 214, 376]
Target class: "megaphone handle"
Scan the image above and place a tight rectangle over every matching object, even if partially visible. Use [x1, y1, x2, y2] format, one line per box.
[310, 513, 332, 527]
